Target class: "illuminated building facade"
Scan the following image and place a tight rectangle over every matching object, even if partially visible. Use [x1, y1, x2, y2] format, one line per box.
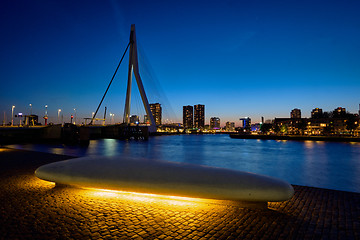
[183, 105, 193, 128]
[240, 117, 251, 130]
[150, 103, 162, 125]
[225, 121, 235, 132]
[210, 117, 220, 130]
[290, 108, 301, 118]
[333, 107, 346, 117]
[251, 123, 261, 132]
[311, 108, 323, 118]
[194, 104, 205, 129]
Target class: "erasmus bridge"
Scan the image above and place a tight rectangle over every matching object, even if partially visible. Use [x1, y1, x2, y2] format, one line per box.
[34, 25, 294, 207]
[90, 24, 157, 134]
[0, 25, 163, 144]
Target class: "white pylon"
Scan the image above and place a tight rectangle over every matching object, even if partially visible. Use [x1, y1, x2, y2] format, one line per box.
[124, 24, 156, 132]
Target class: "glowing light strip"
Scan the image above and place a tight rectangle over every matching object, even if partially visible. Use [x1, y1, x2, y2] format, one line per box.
[80, 187, 265, 208]
[82, 187, 210, 203]
[0, 148, 11, 152]
[36, 181, 263, 208]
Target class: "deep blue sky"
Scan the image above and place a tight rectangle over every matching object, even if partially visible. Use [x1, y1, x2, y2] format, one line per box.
[1, 0, 359, 126]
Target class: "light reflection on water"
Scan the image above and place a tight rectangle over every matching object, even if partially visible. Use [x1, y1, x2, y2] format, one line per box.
[7, 134, 360, 193]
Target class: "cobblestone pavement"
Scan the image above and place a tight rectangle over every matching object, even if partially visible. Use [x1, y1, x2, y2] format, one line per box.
[0, 148, 359, 239]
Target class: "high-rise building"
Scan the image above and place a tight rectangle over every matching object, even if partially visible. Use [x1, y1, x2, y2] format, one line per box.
[150, 103, 162, 125]
[210, 117, 220, 129]
[333, 107, 346, 118]
[290, 108, 301, 118]
[183, 105, 193, 128]
[194, 104, 205, 129]
[335, 107, 346, 114]
[240, 117, 251, 130]
[225, 121, 235, 132]
[311, 108, 323, 118]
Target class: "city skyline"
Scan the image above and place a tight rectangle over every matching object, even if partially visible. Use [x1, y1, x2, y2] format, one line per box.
[1, 1, 360, 125]
[4, 101, 358, 129]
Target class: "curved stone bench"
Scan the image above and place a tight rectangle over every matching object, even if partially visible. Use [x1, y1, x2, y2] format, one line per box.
[35, 156, 294, 205]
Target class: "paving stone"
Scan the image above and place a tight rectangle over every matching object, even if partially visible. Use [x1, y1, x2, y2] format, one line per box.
[0, 148, 359, 240]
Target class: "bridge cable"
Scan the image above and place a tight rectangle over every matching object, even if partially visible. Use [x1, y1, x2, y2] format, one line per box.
[90, 41, 131, 125]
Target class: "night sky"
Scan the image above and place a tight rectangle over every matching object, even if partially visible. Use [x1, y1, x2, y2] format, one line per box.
[1, 0, 359, 126]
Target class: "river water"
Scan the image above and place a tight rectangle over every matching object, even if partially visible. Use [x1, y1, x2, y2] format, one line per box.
[8, 134, 360, 193]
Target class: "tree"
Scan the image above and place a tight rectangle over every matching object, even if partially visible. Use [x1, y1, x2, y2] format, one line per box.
[280, 124, 288, 134]
[345, 114, 357, 135]
[260, 123, 272, 134]
[273, 124, 281, 134]
[323, 111, 331, 118]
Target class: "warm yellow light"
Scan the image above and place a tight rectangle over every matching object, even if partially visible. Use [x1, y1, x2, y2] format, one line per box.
[82, 187, 211, 207]
[18, 177, 56, 191]
[49, 148, 67, 155]
[304, 140, 315, 149]
[33, 181, 264, 209]
[0, 148, 12, 152]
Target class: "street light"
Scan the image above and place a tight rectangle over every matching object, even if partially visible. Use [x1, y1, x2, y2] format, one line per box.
[11, 105, 15, 126]
[18, 113, 23, 127]
[44, 105, 48, 126]
[74, 108, 76, 125]
[58, 109, 61, 124]
[110, 113, 115, 125]
[29, 104, 32, 115]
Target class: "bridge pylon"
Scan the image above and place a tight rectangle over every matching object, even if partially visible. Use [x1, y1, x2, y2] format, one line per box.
[124, 24, 156, 132]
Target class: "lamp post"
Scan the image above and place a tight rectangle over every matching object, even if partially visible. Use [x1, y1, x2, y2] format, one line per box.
[44, 105, 48, 125]
[11, 105, 15, 126]
[74, 108, 76, 125]
[110, 113, 115, 125]
[29, 104, 32, 115]
[18, 113, 23, 126]
[58, 109, 61, 124]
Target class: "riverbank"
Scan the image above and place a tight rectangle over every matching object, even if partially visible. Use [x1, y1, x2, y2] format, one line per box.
[0, 147, 358, 239]
[230, 133, 360, 142]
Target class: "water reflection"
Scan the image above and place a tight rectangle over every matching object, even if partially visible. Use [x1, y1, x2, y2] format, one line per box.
[304, 140, 315, 149]
[303, 141, 329, 189]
